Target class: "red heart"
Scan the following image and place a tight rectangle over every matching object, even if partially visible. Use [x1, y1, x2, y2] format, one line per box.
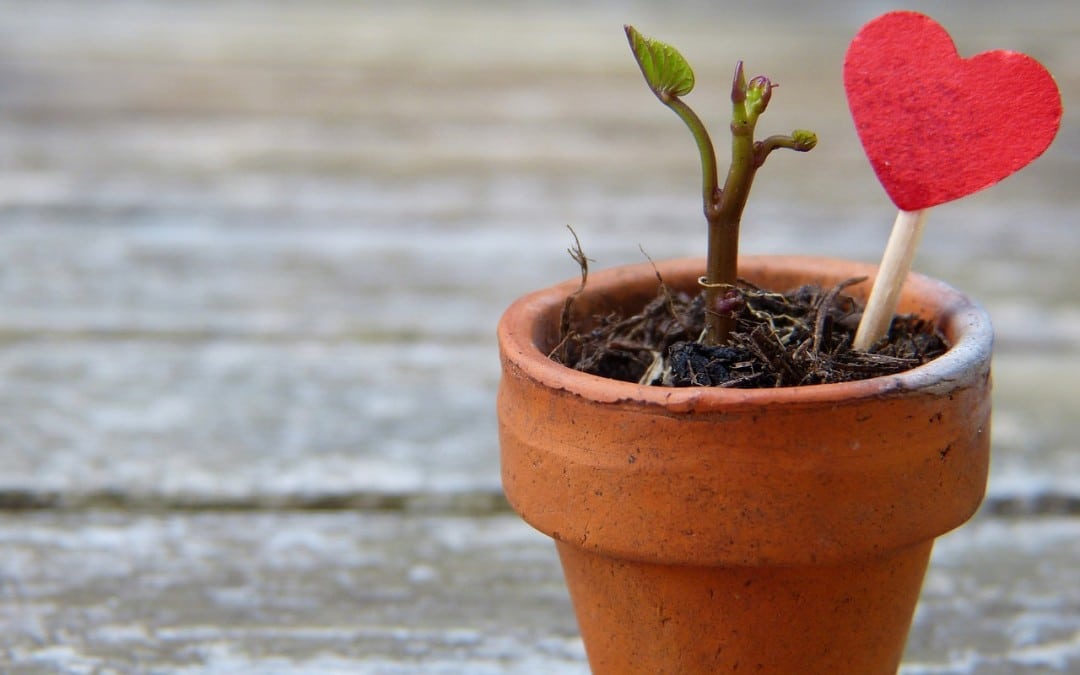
[844, 11, 1062, 211]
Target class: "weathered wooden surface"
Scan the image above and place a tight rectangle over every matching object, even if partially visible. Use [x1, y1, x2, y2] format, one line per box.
[0, 512, 1077, 674]
[0, 0, 1077, 671]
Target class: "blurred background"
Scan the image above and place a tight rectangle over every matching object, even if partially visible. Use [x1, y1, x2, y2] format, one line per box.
[0, 0, 1076, 671]
[1, 0, 1075, 505]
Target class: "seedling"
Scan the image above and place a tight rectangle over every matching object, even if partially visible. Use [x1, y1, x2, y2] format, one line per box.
[625, 25, 816, 345]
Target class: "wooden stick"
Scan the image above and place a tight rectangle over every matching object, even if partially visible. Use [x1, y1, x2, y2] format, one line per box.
[853, 208, 929, 351]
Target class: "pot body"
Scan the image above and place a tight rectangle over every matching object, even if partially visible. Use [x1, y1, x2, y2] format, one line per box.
[497, 256, 993, 675]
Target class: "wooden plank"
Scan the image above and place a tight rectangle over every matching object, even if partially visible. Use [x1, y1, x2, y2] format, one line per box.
[0, 343, 1073, 505]
[0, 511, 1077, 672]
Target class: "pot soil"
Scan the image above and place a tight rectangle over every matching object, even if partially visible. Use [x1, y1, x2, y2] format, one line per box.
[551, 266, 948, 388]
[497, 255, 992, 675]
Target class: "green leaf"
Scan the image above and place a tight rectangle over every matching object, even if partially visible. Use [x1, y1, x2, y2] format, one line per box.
[625, 25, 695, 99]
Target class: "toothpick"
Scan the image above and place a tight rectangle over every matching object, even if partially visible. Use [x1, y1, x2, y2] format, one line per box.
[853, 209, 929, 351]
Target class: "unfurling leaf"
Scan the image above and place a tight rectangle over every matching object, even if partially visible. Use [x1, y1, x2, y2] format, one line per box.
[625, 25, 695, 100]
[791, 129, 818, 151]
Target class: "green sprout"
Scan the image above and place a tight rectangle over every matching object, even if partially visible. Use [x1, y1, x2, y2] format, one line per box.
[625, 25, 817, 345]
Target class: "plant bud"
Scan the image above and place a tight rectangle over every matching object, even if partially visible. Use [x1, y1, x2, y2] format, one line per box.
[746, 76, 773, 114]
[730, 61, 747, 104]
[791, 129, 818, 151]
[714, 289, 745, 317]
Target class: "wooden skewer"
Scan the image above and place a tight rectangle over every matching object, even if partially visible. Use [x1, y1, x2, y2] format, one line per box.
[853, 208, 929, 351]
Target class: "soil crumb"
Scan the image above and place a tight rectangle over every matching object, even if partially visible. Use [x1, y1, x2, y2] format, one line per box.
[550, 277, 949, 388]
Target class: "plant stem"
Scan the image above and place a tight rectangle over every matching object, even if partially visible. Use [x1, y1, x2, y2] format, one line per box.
[661, 64, 771, 345]
[664, 97, 719, 213]
[703, 62, 759, 344]
[652, 81, 732, 345]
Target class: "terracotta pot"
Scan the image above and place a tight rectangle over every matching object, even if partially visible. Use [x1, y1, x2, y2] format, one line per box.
[497, 255, 992, 675]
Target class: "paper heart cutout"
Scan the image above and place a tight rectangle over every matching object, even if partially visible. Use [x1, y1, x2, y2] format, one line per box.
[844, 11, 1062, 211]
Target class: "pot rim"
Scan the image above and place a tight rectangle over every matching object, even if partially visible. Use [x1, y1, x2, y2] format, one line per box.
[498, 255, 993, 412]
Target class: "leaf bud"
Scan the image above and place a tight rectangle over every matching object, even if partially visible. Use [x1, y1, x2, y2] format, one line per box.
[730, 61, 747, 104]
[746, 75, 773, 114]
[791, 129, 818, 151]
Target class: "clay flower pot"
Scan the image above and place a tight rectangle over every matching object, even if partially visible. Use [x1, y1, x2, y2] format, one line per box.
[497, 255, 992, 675]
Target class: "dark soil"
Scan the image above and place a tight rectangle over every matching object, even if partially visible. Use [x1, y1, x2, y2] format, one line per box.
[550, 275, 948, 388]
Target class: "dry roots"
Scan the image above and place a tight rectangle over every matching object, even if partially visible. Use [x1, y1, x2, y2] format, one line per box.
[551, 277, 948, 388]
